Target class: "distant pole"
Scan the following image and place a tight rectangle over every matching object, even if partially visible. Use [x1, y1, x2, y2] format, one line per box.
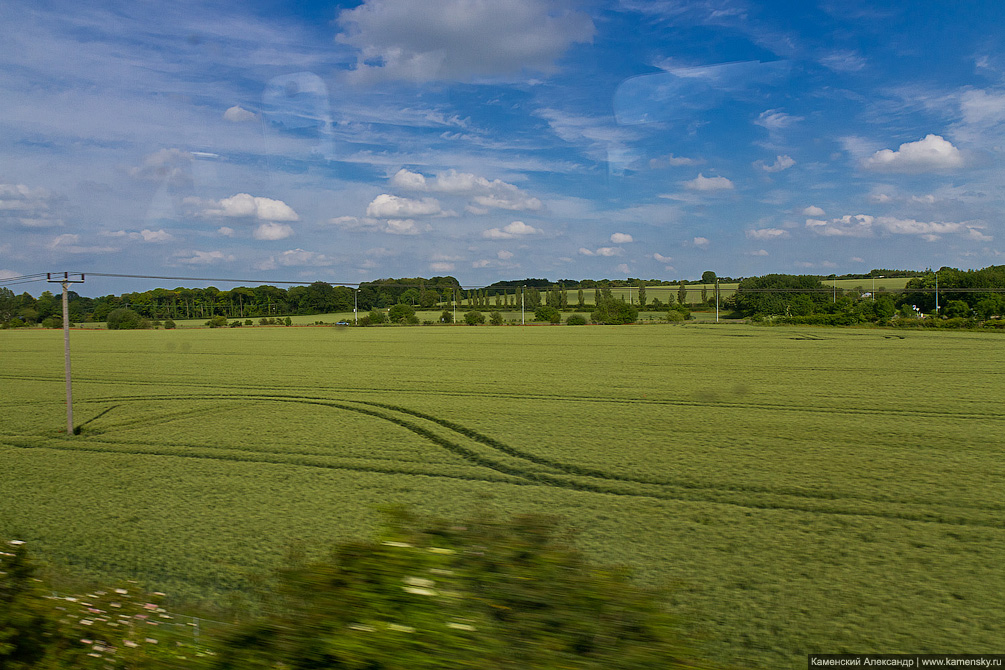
[353, 289, 358, 325]
[715, 278, 719, 323]
[521, 285, 525, 325]
[47, 272, 84, 435]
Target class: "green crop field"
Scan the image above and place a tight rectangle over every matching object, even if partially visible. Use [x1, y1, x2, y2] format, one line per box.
[1, 324, 1002, 669]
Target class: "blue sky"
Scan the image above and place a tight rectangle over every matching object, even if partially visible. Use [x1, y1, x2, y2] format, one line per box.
[2, 0, 1004, 294]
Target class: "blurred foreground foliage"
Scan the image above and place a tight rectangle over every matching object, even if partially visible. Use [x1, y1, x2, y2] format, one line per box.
[2, 510, 711, 670]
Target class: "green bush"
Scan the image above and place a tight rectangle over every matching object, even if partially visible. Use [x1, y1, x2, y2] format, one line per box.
[389, 303, 416, 323]
[163, 318, 176, 329]
[284, 316, 293, 327]
[592, 299, 638, 325]
[229, 320, 242, 327]
[41, 315, 62, 328]
[108, 308, 150, 330]
[534, 305, 561, 323]
[489, 310, 504, 325]
[244, 319, 253, 326]
[213, 510, 696, 670]
[566, 314, 587, 325]
[367, 310, 387, 325]
[439, 310, 453, 324]
[464, 310, 485, 325]
[259, 317, 271, 325]
[205, 315, 228, 328]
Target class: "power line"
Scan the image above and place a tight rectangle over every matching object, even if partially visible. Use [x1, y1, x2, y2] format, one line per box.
[0, 273, 50, 287]
[75, 272, 487, 290]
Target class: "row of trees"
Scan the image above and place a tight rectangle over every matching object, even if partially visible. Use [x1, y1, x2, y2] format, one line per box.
[4, 266, 1002, 327]
[731, 266, 1005, 323]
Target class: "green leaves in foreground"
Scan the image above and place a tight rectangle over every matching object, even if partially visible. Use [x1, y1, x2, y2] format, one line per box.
[213, 509, 702, 670]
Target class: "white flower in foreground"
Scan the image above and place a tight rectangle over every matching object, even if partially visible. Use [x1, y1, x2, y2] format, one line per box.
[387, 624, 415, 633]
[349, 624, 376, 632]
[403, 586, 438, 596]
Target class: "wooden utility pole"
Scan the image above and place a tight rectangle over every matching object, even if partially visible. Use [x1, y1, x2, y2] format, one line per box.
[47, 272, 85, 435]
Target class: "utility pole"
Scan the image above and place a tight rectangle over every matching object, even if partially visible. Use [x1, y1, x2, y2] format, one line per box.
[353, 288, 358, 325]
[47, 272, 84, 435]
[521, 285, 525, 325]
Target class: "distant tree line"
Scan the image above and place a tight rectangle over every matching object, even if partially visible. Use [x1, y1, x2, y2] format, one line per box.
[3, 266, 1001, 328]
[731, 265, 1005, 326]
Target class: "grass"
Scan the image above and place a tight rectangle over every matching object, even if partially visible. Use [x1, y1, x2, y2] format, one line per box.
[0, 323, 1002, 669]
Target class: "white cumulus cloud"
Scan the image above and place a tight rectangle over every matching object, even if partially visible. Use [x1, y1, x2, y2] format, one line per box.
[580, 246, 623, 257]
[430, 262, 455, 272]
[482, 220, 541, 239]
[254, 222, 295, 240]
[191, 193, 299, 221]
[755, 155, 795, 172]
[175, 250, 234, 265]
[692, 237, 710, 248]
[862, 134, 964, 172]
[223, 105, 257, 122]
[746, 228, 789, 240]
[366, 194, 443, 218]
[684, 174, 734, 191]
[802, 205, 825, 216]
[610, 232, 633, 243]
[336, 0, 595, 84]
[276, 249, 335, 266]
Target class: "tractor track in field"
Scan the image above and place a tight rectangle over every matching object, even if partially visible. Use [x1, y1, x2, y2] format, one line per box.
[1, 372, 1003, 423]
[4, 391, 1003, 530]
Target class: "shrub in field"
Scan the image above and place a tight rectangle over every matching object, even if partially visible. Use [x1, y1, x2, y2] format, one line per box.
[566, 314, 587, 325]
[244, 319, 253, 326]
[258, 317, 270, 325]
[284, 317, 292, 327]
[489, 311, 504, 325]
[229, 320, 242, 328]
[367, 310, 387, 325]
[464, 310, 484, 325]
[592, 299, 638, 325]
[204, 315, 228, 328]
[439, 310, 453, 324]
[163, 318, 176, 329]
[41, 315, 63, 328]
[108, 308, 150, 330]
[534, 305, 561, 323]
[212, 510, 695, 670]
[388, 303, 416, 324]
